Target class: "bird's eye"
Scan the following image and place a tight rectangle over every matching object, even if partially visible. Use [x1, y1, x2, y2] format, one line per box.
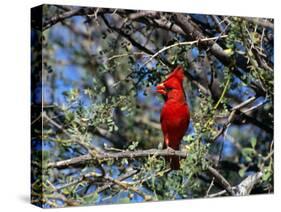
[165, 87, 173, 92]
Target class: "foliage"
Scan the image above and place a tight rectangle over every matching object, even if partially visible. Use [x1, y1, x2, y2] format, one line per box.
[31, 5, 274, 208]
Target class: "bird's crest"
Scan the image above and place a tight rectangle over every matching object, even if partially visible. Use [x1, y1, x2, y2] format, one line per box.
[165, 65, 185, 82]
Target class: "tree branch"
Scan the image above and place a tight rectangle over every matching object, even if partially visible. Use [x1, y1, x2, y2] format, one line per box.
[47, 148, 236, 196]
[173, 13, 267, 98]
[43, 7, 87, 30]
[208, 172, 263, 197]
[45, 7, 269, 101]
[47, 148, 189, 169]
[95, 169, 139, 193]
[141, 35, 228, 68]
[212, 96, 257, 142]
[128, 11, 160, 20]
[236, 172, 263, 195]
[101, 14, 173, 68]
[173, 13, 231, 65]
[153, 18, 185, 34]
[243, 17, 273, 30]
[103, 174, 153, 200]
[206, 166, 235, 195]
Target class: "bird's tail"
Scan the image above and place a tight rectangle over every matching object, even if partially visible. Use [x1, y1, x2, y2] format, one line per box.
[166, 155, 180, 170]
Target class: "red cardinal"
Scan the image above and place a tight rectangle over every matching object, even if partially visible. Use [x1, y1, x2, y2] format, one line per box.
[156, 66, 190, 170]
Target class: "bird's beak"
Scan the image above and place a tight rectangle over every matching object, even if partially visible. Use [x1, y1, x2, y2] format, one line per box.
[156, 83, 166, 95]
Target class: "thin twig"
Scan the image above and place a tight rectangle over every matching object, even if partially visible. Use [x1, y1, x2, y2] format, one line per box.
[142, 35, 227, 68]
[205, 177, 215, 197]
[214, 74, 231, 109]
[212, 96, 261, 143]
[107, 52, 149, 62]
[95, 169, 139, 193]
[212, 110, 236, 143]
[55, 171, 102, 191]
[103, 175, 153, 200]
[231, 96, 256, 111]
[42, 112, 93, 155]
[242, 99, 268, 113]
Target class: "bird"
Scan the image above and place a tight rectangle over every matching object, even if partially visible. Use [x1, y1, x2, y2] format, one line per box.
[156, 65, 190, 170]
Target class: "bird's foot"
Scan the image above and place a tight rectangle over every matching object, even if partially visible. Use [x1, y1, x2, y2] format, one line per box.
[166, 147, 175, 153]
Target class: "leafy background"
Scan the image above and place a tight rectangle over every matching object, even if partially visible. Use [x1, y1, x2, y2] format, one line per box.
[31, 5, 273, 208]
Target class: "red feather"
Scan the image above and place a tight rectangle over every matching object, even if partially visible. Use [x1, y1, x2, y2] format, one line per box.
[156, 66, 190, 170]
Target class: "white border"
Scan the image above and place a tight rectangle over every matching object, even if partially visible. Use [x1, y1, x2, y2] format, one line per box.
[0, 0, 279, 211]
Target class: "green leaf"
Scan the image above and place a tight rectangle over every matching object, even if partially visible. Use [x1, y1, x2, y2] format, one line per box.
[121, 106, 127, 111]
[245, 156, 252, 162]
[239, 167, 247, 177]
[262, 172, 271, 182]
[108, 125, 114, 132]
[101, 86, 106, 93]
[242, 147, 256, 157]
[83, 192, 98, 204]
[250, 138, 257, 149]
